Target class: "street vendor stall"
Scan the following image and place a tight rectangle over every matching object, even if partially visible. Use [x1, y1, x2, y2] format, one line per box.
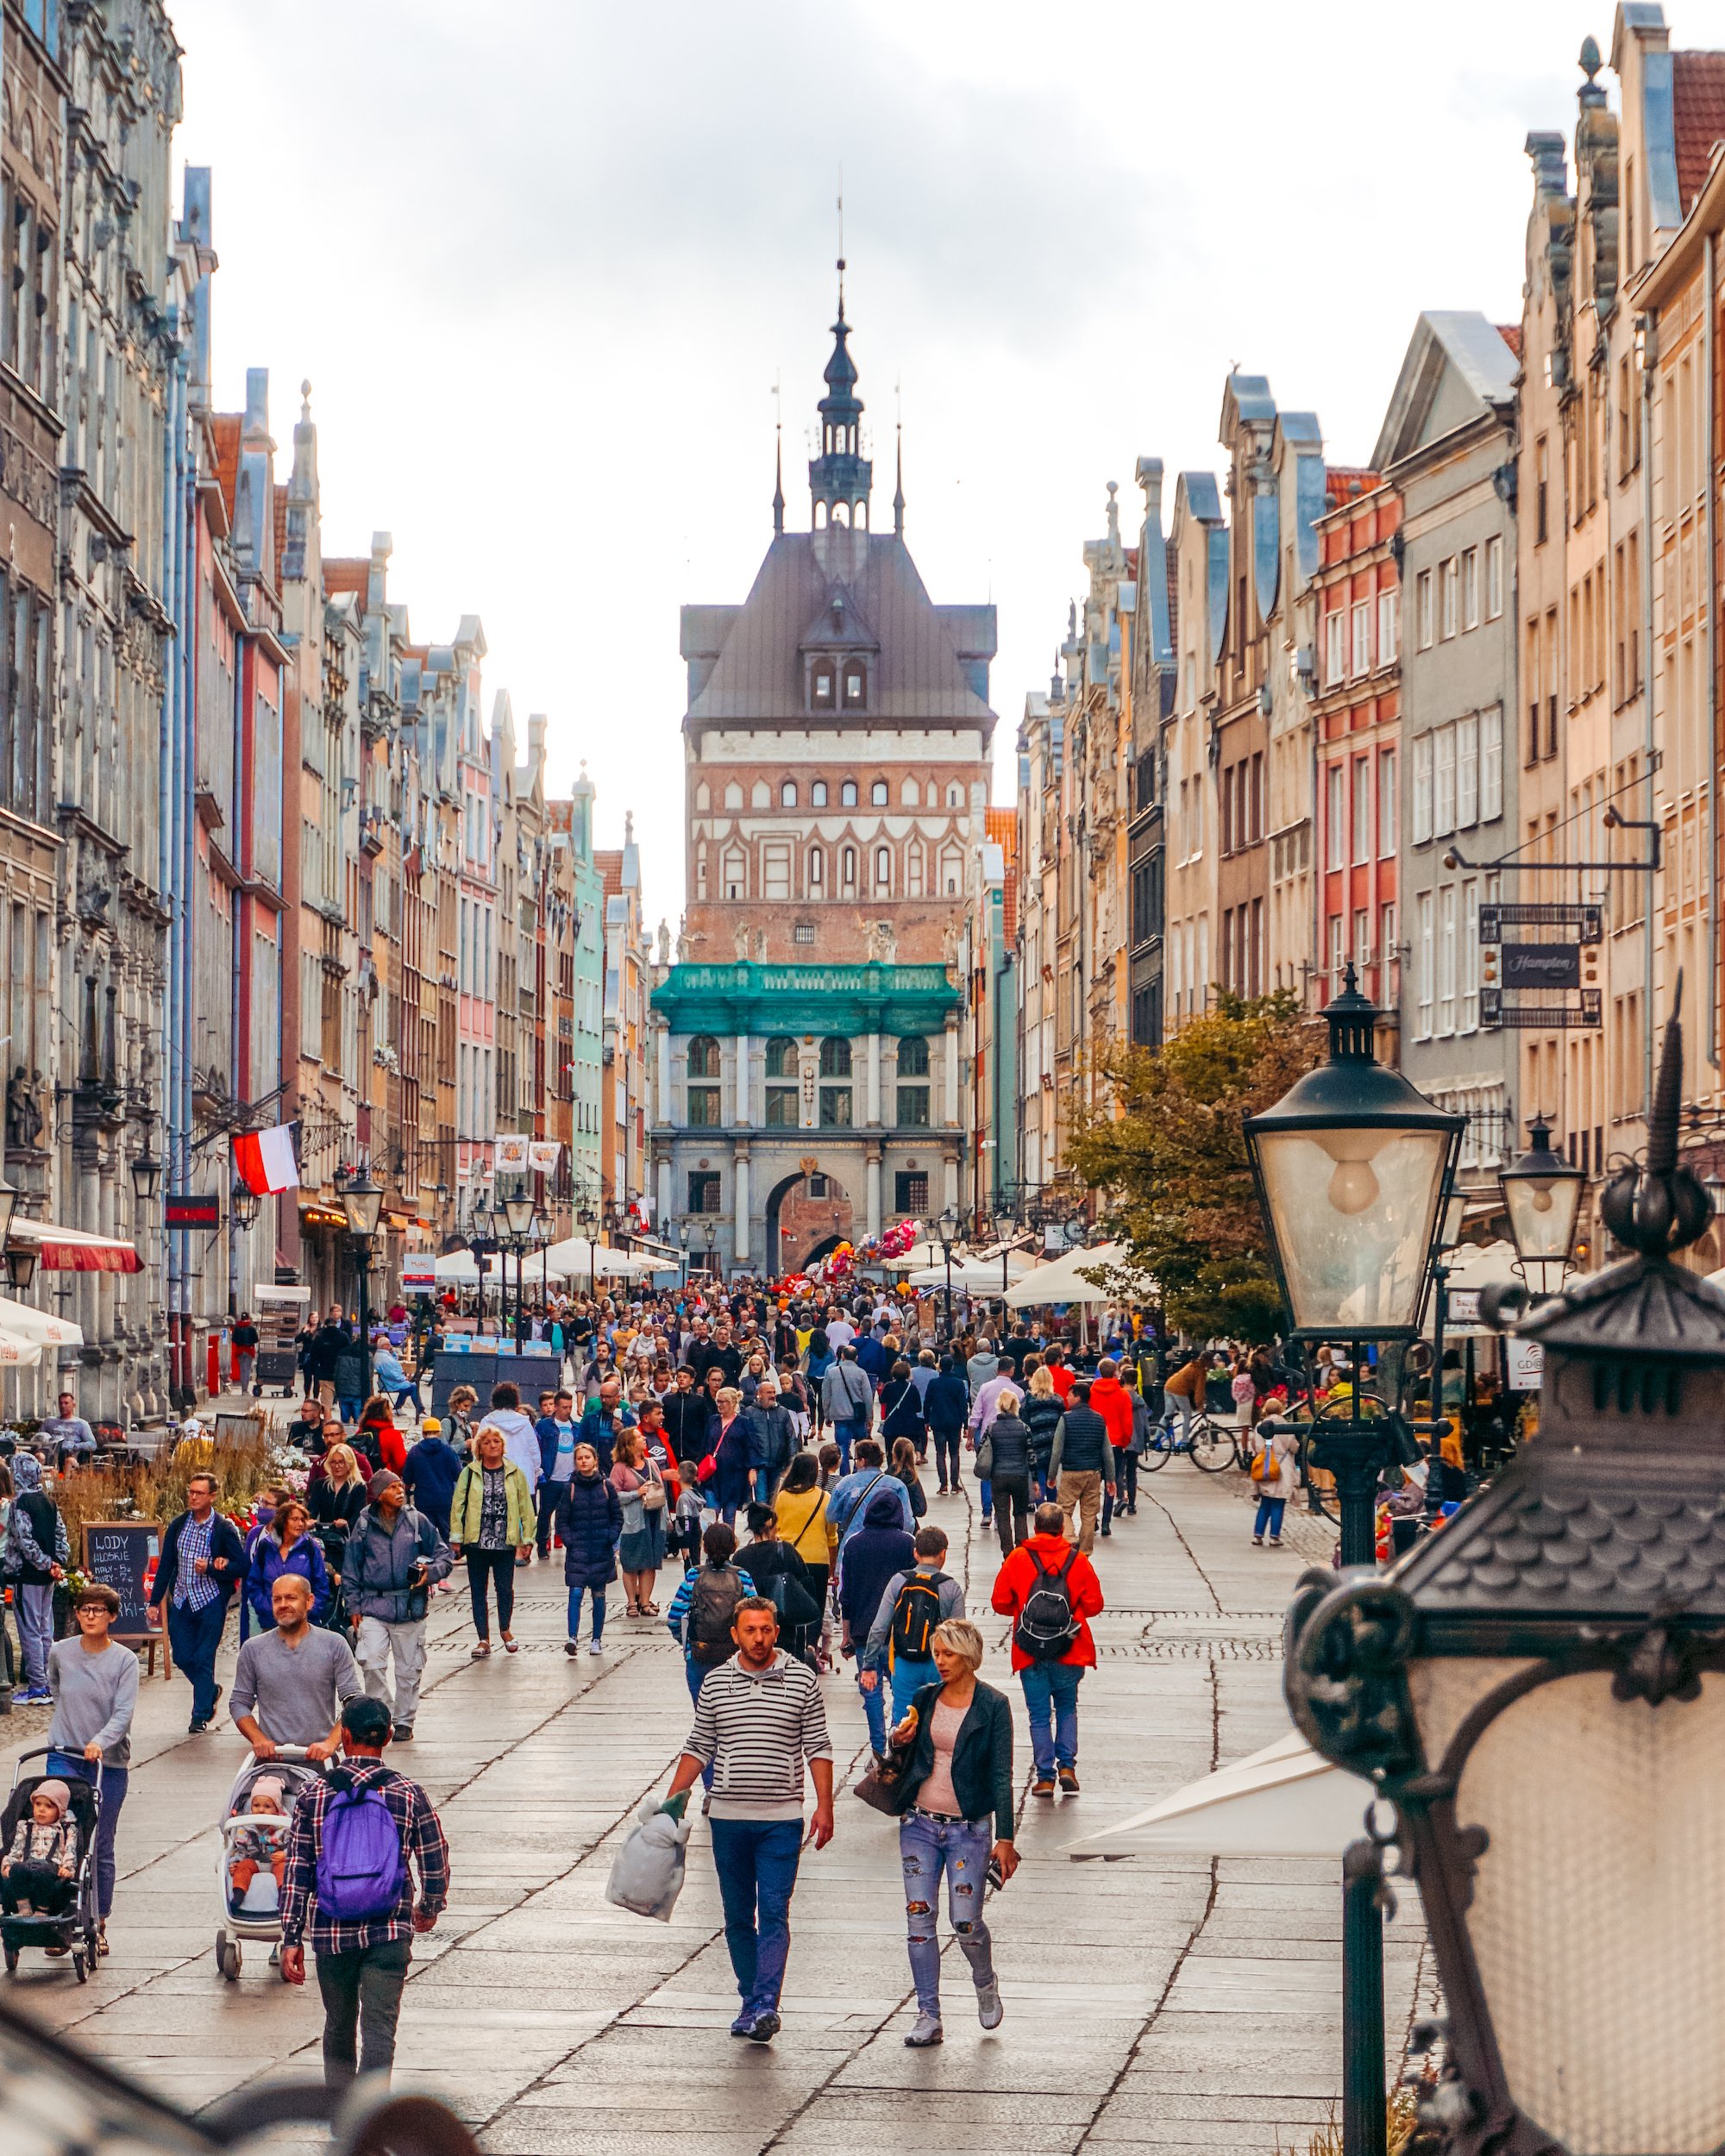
[252, 1283, 310, 1395]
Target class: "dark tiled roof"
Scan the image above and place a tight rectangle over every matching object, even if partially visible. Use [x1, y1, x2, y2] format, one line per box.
[1674, 51, 1725, 211]
[1518, 1253, 1725, 1363]
[684, 532, 994, 729]
[1405, 1466, 1725, 1618]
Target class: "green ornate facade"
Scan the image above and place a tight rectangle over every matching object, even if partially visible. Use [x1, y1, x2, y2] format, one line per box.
[651, 962, 960, 1038]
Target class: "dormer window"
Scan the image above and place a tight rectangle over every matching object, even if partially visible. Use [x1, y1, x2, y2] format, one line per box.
[844, 663, 867, 706]
[811, 661, 835, 708]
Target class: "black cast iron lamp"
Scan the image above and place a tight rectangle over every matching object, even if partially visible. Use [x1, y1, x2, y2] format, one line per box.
[1499, 1113, 1584, 1295]
[340, 1167, 383, 1244]
[503, 1183, 534, 1240]
[1244, 967, 1463, 1339]
[1286, 998, 1725, 2155]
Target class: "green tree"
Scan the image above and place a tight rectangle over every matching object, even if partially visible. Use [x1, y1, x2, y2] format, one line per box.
[1069, 990, 1322, 1344]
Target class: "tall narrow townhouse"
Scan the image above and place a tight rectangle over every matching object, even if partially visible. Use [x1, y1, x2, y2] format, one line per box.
[1126, 460, 1175, 1047]
[551, 767, 605, 1215]
[1075, 486, 1133, 1084]
[1377, 313, 1520, 1206]
[1013, 680, 1062, 1197]
[449, 620, 494, 1227]
[1214, 377, 1276, 999]
[1262, 411, 1330, 1006]
[1311, 472, 1402, 1032]
[1163, 472, 1226, 1030]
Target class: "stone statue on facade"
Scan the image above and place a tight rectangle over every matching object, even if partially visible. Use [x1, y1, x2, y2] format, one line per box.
[6, 1066, 44, 1152]
[656, 919, 671, 968]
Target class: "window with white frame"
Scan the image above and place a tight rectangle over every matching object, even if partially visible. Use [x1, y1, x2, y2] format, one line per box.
[1378, 749, 1397, 856]
[1327, 763, 1346, 869]
[1462, 880, 1479, 1031]
[1352, 757, 1371, 865]
[1486, 535, 1504, 620]
[1412, 734, 1433, 844]
[1329, 912, 1346, 994]
[762, 843, 791, 899]
[1381, 899, 1398, 981]
[1415, 891, 1434, 1037]
[1326, 608, 1346, 686]
[1457, 712, 1480, 829]
[1480, 705, 1503, 821]
[1351, 599, 1371, 677]
[1417, 569, 1434, 649]
[1377, 587, 1399, 666]
[1441, 557, 1459, 638]
[1433, 724, 1456, 837]
[722, 847, 746, 900]
[1354, 906, 1371, 981]
[1462, 548, 1479, 630]
[1438, 885, 1457, 1034]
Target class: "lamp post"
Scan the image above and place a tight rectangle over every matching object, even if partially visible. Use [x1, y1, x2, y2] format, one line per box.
[700, 1217, 718, 1281]
[1287, 1000, 1725, 2156]
[338, 1166, 384, 1402]
[1245, 967, 1461, 2156]
[577, 1200, 599, 1301]
[1499, 1112, 1585, 1300]
[937, 1205, 960, 1344]
[503, 1182, 534, 1346]
[678, 1219, 689, 1293]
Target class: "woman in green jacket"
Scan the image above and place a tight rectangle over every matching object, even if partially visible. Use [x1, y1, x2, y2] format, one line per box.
[448, 1426, 534, 1657]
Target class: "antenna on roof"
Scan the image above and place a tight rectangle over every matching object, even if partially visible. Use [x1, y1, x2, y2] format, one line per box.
[837, 169, 846, 310]
[894, 376, 905, 536]
[772, 373, 784, 536]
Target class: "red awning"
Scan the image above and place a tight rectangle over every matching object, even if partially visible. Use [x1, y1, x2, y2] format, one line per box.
[10, 1221, 143, 1274]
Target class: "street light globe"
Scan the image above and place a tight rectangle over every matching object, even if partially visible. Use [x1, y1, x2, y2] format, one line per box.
[1244, 968, 1462, 1340]
[937, 1206, 960, 1248]
[340, 1168, 384, 1242]
[1500, 1115, 1585, 1279]
[502, 1183, 534, 1240]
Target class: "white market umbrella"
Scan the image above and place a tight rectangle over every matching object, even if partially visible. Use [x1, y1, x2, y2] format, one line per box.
[433, 1250, 483, 1284]
[1064, 1729, 1377, 1861]
[1004, 1240, 1148, 1308]
[906, 1257, 1035, 1290]
[881, 1239, 950, 1272]
[0, 1332, 47, 1369]
[541, 1238, 650, 1280]
[0, 1296, 83, 1348]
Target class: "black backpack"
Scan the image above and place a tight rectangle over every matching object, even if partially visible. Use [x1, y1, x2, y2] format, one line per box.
[1013, 1546, 1081, 1662]
[889, 1570, 948, 1663]
[689, 1564, 744, 1665]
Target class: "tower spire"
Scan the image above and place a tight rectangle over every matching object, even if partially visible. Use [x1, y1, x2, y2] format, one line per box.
[772, 373, 784, 535]
[894, 420, 904, 536]
[808, 257, 871, 532]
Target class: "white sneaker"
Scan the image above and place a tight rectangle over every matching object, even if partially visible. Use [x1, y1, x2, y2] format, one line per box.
[588, 1639, 605, 1655]
[904, 2012, 944, 2047]
[976, 1979, 1003, 2029]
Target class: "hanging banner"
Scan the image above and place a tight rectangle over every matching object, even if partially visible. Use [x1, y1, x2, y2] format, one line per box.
[494, 1133, 530, 1174]
[527, 1139, 562, 1175]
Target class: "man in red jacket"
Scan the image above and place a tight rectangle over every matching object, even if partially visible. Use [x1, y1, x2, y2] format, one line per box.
[1088, 1357, 1138, 1539]
[991, 1503, 1104, 1796]
[1043, 1345, 1076, 1404]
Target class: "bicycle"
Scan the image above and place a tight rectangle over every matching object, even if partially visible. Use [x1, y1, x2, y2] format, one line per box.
[1138, 1411, 1240, 1474]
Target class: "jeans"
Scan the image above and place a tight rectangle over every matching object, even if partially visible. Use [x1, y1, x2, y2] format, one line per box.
[834, 1418, 865, 1474]
[930, 1429, 962, 1489]
[990, 1474, 1031, 1554]
[1253, 1496, 1287, 1540]
[2, 1859, 72, 1915]
[1101, 1449, 1138, 1531]
[1019, 1659, 1083, 1777]
[338, 1397, 363, 1425]
[978, 1477, 993, 1522]
[15, 1580, 54, 1691]
[536, 1478, 568, 1556]
[900, 1810, 995, 2017]
[354, 1615, 428, 1727]
[235, 1350, 256, 1395]
[1162, 1388, 1195, 1438]
[166, 1597, 227, 1721]
[466, 1548, 516, 1638]
[750, 1466, 772, 1504]
[568, 1583, 606, 1644]
[857, 1666, 888, 1756]
[49, 1754, 125, 1920]
[889, 1654, 936, 1724]
[685, 1658, 716, 1789]
[314, 1934, 412, 2086]
[1057, 1469, 1104, 1553]
[708, 1816, 804, 2016]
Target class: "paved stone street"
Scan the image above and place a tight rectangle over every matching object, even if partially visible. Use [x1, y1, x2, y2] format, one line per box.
[4, 1463, 1430, 2155]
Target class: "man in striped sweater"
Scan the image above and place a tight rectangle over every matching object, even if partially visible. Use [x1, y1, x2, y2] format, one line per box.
[663, 1597, 834, 2043]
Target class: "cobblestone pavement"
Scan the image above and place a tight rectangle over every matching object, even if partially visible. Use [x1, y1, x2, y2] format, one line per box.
[3, 1452, 1431, 2155]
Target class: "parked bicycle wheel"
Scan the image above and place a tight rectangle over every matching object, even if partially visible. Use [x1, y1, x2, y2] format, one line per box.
[1189, 1419, 1239, 1473]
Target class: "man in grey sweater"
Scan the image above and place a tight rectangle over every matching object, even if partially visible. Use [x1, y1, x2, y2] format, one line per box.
[231, 1573, 362, 1760]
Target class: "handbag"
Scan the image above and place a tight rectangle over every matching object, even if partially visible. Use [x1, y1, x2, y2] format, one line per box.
[972, 1433, 994, 1479]
[641, 1466, 667, 1514]
[853, 1708, 919, 1815]
[696, 1453, 718, 1485]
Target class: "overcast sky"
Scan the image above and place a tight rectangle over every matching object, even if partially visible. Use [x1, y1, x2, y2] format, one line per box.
[170, 0, 1725, 932]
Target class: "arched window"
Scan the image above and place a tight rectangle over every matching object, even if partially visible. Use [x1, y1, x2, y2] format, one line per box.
[750, 780, 770, 809]
[811, 661, 836, 708]
[833, 501, 850, 528]
[814, 501, 828, 529]
[841, 845, 856, 889]
[687, 1036, 720, 1076]
[874, 844, 891, 893]
[901, 777, 919, 807]
[808, 845, 824, 888]
[841, 779, 858, 806]
[781, 779, 798, 807]
[906, 842, 925, 897]
[856, 501, 869, 531]
[844, 663, 866, 705]
[819, 1037, 852, 1076]
[696, 840, 708, 900]
[939, 843, 963, 896]
[694, 781, 711, 811]
[871, 778, 888, 805]
[723, 780, 743, 809]
[946, 782, 962, 808]
[811, 780, 828, 807]
[722, 847, 746, 900]
[765, 1036, 797, 1076]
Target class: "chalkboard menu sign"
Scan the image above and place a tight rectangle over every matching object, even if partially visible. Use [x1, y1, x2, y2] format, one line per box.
[81, 1521, 166, 1646]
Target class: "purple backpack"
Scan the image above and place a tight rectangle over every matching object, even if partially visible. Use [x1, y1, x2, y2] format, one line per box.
[315, 1779, 406, 1922]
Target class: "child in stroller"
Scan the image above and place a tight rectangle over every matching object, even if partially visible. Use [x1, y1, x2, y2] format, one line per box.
[0, 1750, 102, 1980]
[215, 1749, 318, 1980]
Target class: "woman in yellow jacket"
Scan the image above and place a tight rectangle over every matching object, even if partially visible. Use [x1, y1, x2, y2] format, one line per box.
[448, 1426, 535, 1657]
[771, 1451, 837, 1651]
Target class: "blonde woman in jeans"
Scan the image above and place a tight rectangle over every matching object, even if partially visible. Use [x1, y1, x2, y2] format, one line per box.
[885, 1618, 1018, 2048]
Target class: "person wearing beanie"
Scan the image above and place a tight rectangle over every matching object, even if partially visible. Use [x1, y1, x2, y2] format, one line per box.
[227, 1773, 290, 1911]
[341, 1467, 451, 1741]
[1, 1777, 78, 1915]
[401, 1415, 464, 1548]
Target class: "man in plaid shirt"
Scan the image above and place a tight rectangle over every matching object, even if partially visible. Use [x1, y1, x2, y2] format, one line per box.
[279, 1695, 451, 2086]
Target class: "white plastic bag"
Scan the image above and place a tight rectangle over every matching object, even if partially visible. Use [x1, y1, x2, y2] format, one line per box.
[605, 1797, 692, 1921]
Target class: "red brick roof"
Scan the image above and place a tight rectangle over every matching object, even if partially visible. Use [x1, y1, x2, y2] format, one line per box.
[1325, 467, 1378, 507]
[986, 805, 1016, 855]
[273, 492, 288, 580]
[210, 414, 241, 517]
[1496, 324, 1523, 359]
[1002, 864, 1019, 947]
[323, 559, 369, 607]
[1674, 51, 1725, 212]
[594, 849, 623, 898]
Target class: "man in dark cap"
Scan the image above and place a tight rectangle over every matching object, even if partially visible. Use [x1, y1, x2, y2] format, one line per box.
[341, 1470, 451, 1741]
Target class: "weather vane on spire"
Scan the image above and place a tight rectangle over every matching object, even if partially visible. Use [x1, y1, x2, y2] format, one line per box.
[837, 170, 845, 304]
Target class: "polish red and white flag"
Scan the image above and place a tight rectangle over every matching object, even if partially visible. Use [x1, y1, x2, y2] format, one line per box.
[233, 1124, 300, 1196]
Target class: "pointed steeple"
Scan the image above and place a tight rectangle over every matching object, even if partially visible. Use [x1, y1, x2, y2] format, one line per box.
[808, 260, 872, 532]
[893, 423, 905, 536]
[773, 422, 785, 536]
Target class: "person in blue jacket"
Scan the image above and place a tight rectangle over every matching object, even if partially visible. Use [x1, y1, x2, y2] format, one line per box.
[534, 1388, 581, 1557]
[401, 1416, 465, 1540]
[245, 1498, 332, 1631]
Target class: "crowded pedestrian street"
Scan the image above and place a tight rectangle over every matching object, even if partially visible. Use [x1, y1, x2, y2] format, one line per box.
[3, 1429, 1427, 2155]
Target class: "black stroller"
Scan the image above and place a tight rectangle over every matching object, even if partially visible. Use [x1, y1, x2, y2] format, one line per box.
[0, 1748, 102, 1983]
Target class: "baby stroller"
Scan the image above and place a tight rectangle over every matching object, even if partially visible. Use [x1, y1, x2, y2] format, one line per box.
[215, 1747, 319, 1982]
[1, 1748, 101, 1982]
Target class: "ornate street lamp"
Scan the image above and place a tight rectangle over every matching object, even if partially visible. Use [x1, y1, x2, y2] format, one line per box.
[230, 1181, 260, 1234]
[4, 1244, 36, 1294]
[0, 1176, 20, 1252]
[502, 1183, 534, 1240]
[1499, 1112, 1585, 1299]
[1288, 1003, 1725, 2156]
[338, 1167, 383, 1398]
[130, 1146, 161, 1203]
